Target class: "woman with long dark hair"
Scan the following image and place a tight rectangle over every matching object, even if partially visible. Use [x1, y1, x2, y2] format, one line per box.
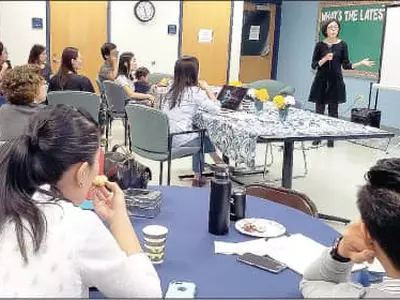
[114, 52, 154, 105]
[162, 56, 224, 187]
[48, 47, 94, 92]
[0, 105, 161, 297]
[28, 44, 52, 82]
[309, 18, 374, 147]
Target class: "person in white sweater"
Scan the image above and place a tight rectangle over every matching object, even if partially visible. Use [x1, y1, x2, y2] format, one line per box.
[0, 104, 162, 298]
[162, 56, 224, 187]
[301, 158, 400, 298]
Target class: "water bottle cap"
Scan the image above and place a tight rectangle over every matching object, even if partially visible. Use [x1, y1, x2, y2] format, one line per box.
[215, 171, 229, 180]
[213, 163, 230, 173]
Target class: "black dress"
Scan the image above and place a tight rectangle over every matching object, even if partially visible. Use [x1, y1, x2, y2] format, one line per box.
[308, 41, 353, 105]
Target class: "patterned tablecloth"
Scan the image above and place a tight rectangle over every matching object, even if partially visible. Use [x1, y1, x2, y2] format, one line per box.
[153, 86, 392, 169]
[193, 102, 392, 169]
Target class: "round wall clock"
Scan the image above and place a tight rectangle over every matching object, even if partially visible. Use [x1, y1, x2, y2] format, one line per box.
[134, 1, 156, 22]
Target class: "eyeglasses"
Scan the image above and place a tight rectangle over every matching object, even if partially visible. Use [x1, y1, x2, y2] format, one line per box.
[327, 26, 339, 30]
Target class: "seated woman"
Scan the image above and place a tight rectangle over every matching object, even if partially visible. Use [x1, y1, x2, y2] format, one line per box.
[114, 52, 154, 106]
[48, 47, 95, 93]
[162, 56, 224, 187]
[0, 104, 162, 298]
[0, 65, 47, 141]
[28, 44, 52, 82]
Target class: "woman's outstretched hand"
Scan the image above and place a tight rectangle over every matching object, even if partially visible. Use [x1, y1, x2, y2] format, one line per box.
[360, 58, 375, 68]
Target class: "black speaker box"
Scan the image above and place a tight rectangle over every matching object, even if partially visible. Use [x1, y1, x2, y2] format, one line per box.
[351, 108, 381, 128]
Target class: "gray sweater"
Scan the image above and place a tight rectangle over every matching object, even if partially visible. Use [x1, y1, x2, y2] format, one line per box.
[300, 249, 398, 298]
[0, 103, 44, 141]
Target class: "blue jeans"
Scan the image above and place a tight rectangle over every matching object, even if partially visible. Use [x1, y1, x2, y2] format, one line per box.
[181, 136, 215, 173]
[0, 96, 6, 106]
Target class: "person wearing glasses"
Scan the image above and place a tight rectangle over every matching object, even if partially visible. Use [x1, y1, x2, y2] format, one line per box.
[309, 18, 374, 147]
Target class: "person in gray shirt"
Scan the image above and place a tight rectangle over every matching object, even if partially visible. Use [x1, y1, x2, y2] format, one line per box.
[0, 65, 47, 141]
[98, 42, 118, 82]
[301, 158, 400, 298]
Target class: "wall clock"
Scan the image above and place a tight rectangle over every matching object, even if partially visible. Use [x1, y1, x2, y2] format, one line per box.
[134, 1, 156, 22]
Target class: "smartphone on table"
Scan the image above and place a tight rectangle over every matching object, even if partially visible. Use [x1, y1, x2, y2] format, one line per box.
[165, 280, 196, 298]
[237, 252, 287, 273]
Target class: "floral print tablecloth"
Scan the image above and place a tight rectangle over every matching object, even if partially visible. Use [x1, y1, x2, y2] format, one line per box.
[194, 102, 392, 169]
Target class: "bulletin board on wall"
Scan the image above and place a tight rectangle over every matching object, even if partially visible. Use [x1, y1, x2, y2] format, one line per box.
[241, 9, 270, 56]
[316, 1, 394, 78]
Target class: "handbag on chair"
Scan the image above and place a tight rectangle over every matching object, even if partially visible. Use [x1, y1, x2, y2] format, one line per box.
[104, 145, 152, 189]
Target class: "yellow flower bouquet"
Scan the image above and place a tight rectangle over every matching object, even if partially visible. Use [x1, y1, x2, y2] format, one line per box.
[273, 95, 286, 109]
[246, 88, 270, 113]
[229, 81, 243, 87]
[158, 77, 172, 87]
[273, 94, 296, 122]
[254, 89, 270, 102]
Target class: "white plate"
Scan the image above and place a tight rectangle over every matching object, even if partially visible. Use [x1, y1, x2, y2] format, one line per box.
[235, 218, 286, 238]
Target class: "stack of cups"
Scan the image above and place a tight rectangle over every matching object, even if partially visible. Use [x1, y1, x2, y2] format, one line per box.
[142, 225, 168, 264]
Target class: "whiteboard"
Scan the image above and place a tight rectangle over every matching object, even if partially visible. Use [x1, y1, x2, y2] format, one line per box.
[379, 6, 400, 89]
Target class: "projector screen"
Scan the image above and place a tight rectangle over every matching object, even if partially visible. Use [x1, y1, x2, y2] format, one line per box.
[378, 5, 400, 89]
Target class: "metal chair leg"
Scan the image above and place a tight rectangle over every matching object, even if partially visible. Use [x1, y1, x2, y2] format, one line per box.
[105, 118, 109, 152]
[159, 162, 163, 186]
[263, 143, 274, 180]
[124, 118, 128, 146]
[167, 158, 172, 186]
[301, 141, 309, 176]
[127, 123, 131, 150]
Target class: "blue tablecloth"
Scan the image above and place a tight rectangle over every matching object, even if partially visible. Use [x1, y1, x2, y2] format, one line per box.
[86, 186, 375, 298]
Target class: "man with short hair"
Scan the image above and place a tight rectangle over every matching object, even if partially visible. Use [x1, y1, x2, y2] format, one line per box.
[98, 42, 118, 82]
[301, 158, 400, 298]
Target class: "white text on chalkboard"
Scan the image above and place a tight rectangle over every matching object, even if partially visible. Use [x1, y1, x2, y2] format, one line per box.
[322, 8, 385, 23]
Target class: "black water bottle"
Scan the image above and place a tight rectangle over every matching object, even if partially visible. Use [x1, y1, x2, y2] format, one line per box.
[208, 165, 232, 235]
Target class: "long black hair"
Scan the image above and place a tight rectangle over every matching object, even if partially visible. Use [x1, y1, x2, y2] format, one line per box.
[28, 44, 46, 65]
[167, 56, 199, 109]
[117, 52, 135, 79]
[53, 47, 79, 89]
[0, 104, 100, 263]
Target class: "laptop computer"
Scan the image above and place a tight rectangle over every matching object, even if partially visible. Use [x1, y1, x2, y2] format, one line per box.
[217, 85, 249, 111]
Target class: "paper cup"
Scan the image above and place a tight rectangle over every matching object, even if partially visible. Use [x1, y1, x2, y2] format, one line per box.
[142, 225, 168, 264]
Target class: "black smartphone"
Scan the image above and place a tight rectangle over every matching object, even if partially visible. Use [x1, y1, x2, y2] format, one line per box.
[237, 253, 287, 273]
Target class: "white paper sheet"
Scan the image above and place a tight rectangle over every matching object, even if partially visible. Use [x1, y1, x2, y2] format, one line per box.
[367, 259, 385, 273]
[215, 234, 366, 274]
[198, 29, 213, 43]
[249, 25, 260, 41]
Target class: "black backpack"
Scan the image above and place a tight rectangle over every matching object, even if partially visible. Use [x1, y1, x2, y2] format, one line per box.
[104, 145, 152, 190]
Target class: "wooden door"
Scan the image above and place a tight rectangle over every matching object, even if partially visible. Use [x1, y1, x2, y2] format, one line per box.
[239, 2, 276, 83]
[181, 1, 232, 86]
[49, 1, 107, 92]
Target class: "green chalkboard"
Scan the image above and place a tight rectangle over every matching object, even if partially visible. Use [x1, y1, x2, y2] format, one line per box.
[317, 1, 390, 78]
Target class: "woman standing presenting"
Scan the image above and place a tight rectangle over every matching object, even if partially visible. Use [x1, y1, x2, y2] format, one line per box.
[309, 18, 374, 147]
